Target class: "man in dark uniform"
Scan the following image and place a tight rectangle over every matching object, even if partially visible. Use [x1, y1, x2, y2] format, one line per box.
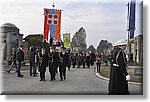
[82, 53, 86, 68]
[86, 52, 91, 68]
[59, 48, 69, 81]
[72, 53, 76, 68]
[39, 48, 48, 82]
[16, 45, 24, 77]
[49, 48, 59, 81]
[108, 39, 130, 95]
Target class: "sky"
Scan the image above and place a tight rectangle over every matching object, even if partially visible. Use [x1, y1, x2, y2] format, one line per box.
[0, 0, 142, 48]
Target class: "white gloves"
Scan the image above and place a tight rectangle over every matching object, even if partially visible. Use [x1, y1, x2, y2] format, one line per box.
[126, 75, 130, 81]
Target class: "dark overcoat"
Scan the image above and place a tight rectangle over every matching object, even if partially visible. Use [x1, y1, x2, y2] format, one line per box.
[108, 47, 129, 94]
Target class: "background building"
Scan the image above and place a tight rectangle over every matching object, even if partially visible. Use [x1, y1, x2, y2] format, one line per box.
[0, 23, 23, 61]
[71, 27, 87, 52]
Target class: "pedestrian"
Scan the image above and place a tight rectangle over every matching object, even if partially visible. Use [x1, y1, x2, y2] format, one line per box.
[96, 53, 101, 73]
[16, 45, 24, 77]
[7, 48, 18, 73]
[29, 46, 37, 77]
[108, 39, 130, 95]
[59, 48, 69, 81]
[49, 48, 57, 81]
[39, 48, 48, 82]
[90, 52, 96, 66]
[77, 53, 82, 68]
[72, 53, 76, 68]
[82, 53, 86, 68]
[86, 52, 91, 68]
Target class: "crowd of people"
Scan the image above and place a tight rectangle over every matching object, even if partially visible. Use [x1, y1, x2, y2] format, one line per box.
[7, 45, 102, 81]
[6, 38, 130, 95]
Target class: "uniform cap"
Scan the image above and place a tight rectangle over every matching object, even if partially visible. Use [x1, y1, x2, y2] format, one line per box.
[115, 39, 127, 46]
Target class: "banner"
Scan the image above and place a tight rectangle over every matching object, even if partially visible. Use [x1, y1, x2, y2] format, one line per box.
[63, 33, 70, 49]
[127, 0, 136, 40]
[43, 8, 62, 45]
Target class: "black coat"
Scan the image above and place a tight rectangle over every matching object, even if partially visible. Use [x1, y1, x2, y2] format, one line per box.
[40, 52, 48, 72]
[17, 48, 24, 62]
[29, 51, 35, 64]
[108, 47, 129, 94]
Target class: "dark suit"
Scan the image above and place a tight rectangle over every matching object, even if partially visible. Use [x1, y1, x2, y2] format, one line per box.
[40, 52, 48, 81]
[17, 48, 24, 77]
[59, 52, 69, 81]
[108, 47, 130, 95]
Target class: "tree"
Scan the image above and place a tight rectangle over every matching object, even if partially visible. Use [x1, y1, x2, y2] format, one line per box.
[28, 37, 43, 47]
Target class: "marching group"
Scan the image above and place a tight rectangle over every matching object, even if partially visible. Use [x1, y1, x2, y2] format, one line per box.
[7, 45, 102, 82]
[6, 38, 130, 95]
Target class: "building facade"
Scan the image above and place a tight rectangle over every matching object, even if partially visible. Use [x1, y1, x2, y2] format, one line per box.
[0, 23, 23, 61]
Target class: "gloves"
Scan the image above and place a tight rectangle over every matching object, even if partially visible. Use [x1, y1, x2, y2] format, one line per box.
[126, 75, 130, 81]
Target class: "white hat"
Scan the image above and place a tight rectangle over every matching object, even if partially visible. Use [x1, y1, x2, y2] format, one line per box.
[115, 39, 127, 46]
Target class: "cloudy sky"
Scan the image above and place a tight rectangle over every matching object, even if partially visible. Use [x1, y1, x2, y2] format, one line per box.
[0, 0, 142, 48]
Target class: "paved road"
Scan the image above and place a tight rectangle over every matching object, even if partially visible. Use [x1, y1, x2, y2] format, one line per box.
[1, 65, 143, 95]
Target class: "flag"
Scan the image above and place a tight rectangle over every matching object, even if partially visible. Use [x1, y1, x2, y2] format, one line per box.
[63, 33, 70, 49]
[127, 0, 136, 40]
[43, 9, 50, 40]
[43, 8, 62, 45]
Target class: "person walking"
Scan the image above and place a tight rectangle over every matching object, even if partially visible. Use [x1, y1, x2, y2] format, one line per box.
[29, 46, 37, 77]
[40, 48, 48, 82]
[16, 45, 24, 77]
[59, 48, 69, 81]
[49, 48, 57, 81]
[108, 39, 130, 95]
[86, 52, 91, 68]
[96, 53, 102, 73]
[7, 48, 18, 73]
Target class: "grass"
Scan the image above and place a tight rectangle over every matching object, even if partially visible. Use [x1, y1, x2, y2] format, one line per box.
[99, 64, 143, 83]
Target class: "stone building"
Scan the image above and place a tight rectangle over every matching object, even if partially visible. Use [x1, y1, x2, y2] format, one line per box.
[71, 27, 87, 52]
[133, 35, 143, 65]
[0, 23, 23, 61]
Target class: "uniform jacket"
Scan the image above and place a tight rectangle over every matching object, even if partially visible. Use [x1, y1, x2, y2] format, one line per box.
[109, 47, 129, 94]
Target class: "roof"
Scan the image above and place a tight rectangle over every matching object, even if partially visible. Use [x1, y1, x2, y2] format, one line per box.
[1, 23, 18, 28]
[23, 34, 43, 41]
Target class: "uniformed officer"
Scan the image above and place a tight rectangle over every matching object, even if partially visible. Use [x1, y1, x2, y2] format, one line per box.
[82, 53, 86, 68]
[59, 48, 69, 81]
[72, 53, 76, 68]
[48, 48, 55, 81]
[108, 39, 130, 95]
[39, 48, 48, 82]
[86, 52, 91, 68]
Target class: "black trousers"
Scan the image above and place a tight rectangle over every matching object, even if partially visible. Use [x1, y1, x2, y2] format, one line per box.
[108, 91, 130, 95]
[17, 61, 22, 76]
[59, 64, 66, 80]
[30, 62, 36, 76]
[96, 63, 101, 73]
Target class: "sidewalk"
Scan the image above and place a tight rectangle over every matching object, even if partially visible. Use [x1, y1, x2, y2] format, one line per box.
[94, 65, 143, 85]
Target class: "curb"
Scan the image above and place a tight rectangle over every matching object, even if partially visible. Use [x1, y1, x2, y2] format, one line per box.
[94, 72, 142, 85]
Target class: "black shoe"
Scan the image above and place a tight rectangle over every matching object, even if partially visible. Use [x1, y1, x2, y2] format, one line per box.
[15, 71, 18, 73]
[60, 79, 63, 81]
[50, 79, 53, 81]
[43, 79, 45, 82]
[30, 74, 32, 76]
[7, 71, 10, 73]
[40, 79, 43, 81]
[18, 75, 23, 77]
[64, 77, 66, 80]
[33, 75, 37, 77]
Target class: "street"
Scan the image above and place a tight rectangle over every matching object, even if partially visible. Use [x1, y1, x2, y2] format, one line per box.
[1, 65, 143, 95]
